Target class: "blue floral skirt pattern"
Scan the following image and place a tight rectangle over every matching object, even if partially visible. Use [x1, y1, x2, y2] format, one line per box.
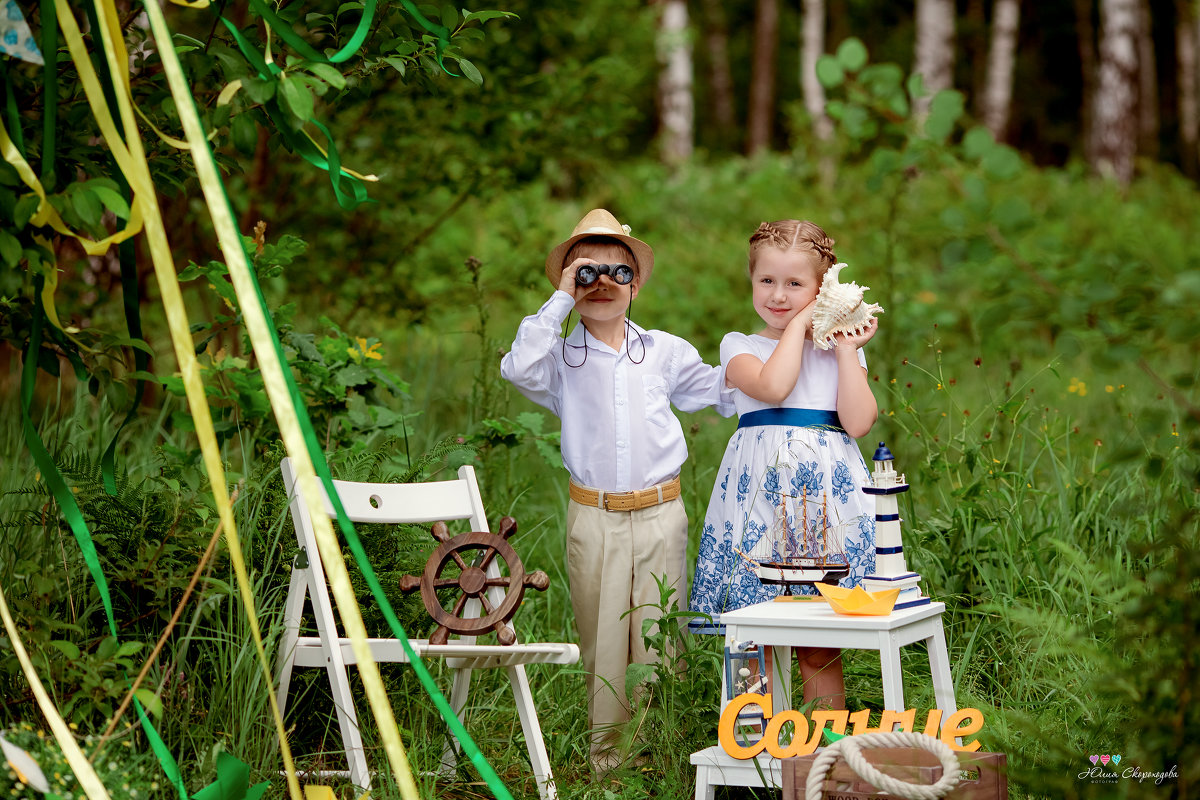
[689, 423, 876, 621]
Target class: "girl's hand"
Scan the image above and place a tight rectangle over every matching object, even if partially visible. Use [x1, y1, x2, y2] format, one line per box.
[787, 299, 817, 337]
[831, 316, 879, 350]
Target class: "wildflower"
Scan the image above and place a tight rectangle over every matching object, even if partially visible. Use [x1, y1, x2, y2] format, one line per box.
[903, 358, 909, 365]
[906, 382, 912, 388]
[1171, 424, 1179, 437]
[1067, 377, 1087, 396]
[936, 383, 942, 390]
[347, 336, 383, 362]
[1106, 385, 1114, 393]
[974, 357, 982, 367]
[963, 409, 970, 416]
[949, 378, 957, 385]
[984, 432, 991, 439]
[890, 378, 896, 384]
[1094, 439, 1102, 446]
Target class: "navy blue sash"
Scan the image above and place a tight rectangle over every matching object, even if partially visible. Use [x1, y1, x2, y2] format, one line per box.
[737, 407, 844, 432]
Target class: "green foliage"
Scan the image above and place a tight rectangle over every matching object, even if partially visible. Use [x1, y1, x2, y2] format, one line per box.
[618, 578, 721, 798]
[164, 231, 414, 458]
[0, 720, 164, 798]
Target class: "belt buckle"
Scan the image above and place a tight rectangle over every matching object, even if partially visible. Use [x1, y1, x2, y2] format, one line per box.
[603, 491, 631, 511]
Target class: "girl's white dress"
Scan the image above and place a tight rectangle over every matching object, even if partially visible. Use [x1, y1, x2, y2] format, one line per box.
[689, 333, 877, 621]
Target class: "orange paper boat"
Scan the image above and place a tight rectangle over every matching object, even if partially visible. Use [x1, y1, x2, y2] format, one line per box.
[815, 584, 901, 616]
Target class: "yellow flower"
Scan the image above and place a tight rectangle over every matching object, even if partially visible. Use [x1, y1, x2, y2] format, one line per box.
[1068, 377, 1087, 396]
[1105, 385, 1114, 393]
[347, 337, 383, 362]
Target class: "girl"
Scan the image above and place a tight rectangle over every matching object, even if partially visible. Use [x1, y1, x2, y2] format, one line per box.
[690, 219, 879, 709]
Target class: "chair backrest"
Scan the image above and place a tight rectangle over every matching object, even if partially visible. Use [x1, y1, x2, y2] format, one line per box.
[280, 457, 490, 531]
[279, 456, 502, 641]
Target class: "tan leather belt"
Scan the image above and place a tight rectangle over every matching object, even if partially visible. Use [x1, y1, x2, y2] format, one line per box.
[569, 476, 682, 512]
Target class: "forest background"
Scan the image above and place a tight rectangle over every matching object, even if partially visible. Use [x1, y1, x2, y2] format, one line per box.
[1, 1, 1198, 799]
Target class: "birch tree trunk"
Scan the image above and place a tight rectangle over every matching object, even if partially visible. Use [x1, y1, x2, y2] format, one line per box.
[913, 0, 956, 114]
[982, 0, 1021, 141]
[801, 0, 832, 140]
[1178, 0, 1199, 176]
[1091, 0, 1140, 183]
[1136, 0, 1159, 158]
[656, 0, 694, 165]
[700, 0, 736, 149]
[747, 0, 780, 155]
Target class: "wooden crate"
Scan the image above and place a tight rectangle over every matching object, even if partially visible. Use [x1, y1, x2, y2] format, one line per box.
[782, 748, 1008, 800]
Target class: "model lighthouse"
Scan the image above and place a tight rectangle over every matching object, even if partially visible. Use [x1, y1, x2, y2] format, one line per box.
[861, 442, 929, 609]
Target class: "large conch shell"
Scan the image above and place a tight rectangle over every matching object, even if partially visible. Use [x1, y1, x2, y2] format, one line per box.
[810, 263, 884, 350]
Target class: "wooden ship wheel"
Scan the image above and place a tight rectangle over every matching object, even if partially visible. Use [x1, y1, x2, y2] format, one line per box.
[399, 516, 549, 645]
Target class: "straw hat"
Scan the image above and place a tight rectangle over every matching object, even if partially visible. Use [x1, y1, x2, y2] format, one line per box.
[544, 208, 655, 288]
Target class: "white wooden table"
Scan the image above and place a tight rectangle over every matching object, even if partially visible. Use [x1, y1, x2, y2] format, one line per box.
[691, 598, 958, 799]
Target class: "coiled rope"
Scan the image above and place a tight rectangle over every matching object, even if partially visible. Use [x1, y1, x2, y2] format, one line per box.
[805, 732, 961, 800]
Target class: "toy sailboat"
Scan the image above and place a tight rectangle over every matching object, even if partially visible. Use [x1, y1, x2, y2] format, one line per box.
[751, 490, 850, 594]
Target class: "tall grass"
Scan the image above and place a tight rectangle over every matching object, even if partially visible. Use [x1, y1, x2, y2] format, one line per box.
[3, 155, 1198, 798]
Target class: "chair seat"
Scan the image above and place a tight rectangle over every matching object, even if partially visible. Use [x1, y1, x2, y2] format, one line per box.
[290, 636, 580, 668]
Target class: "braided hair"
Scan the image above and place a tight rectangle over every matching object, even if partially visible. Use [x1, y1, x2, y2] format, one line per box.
[747, 220, 836, 276]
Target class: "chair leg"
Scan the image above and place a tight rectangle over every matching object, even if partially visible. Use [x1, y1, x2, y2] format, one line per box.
[326, 654, 371, 790]
[440, 666, 473, 774]
[507, 664, 557, 800]
[274, 567, 308, 715]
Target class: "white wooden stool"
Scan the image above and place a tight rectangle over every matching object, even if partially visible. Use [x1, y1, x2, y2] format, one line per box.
[692, 598, 957, 799]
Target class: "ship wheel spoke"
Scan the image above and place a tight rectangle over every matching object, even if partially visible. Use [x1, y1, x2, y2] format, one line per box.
[474, 545, 499, 571]
[449, 550, 472, 572]
[449, 593, 470, 618]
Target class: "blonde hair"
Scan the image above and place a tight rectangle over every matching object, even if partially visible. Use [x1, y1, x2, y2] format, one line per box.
[747, 220, 836, 276]
[564, 237, 640, 281]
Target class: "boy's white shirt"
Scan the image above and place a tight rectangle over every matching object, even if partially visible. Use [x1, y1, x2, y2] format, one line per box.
[501, 290, 734, 492]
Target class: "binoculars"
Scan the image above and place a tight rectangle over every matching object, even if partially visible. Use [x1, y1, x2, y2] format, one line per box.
[576, 263, 635, 287]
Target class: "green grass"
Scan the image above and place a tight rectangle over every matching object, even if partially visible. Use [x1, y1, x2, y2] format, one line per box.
[3, 154, 1198, 799]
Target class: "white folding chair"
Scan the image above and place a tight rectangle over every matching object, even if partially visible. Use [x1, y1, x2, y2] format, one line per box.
[274, 457, 578, 799]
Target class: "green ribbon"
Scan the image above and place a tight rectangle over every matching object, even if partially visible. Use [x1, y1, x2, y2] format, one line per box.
[21, 279, 117, 639]
[244, 0, 456, 74]
[163, 18, 511, 794]
[193, 753, 269, 800]
[22, 276, 190, 799]
[211, 0, 463, 207]
[217, 17, 370, 209]
[41, 0, 58, 184]
[100, 236, 148, 495]
[1, 61, 24, 153]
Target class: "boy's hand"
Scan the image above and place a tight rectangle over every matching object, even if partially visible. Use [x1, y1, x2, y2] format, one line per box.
[558, 257, 596, 299]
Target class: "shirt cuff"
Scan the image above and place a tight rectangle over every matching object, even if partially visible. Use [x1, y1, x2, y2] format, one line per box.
[538, 290, 576, 326]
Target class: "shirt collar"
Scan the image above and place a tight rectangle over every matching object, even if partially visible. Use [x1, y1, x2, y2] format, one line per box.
[565, 318, 655, 356]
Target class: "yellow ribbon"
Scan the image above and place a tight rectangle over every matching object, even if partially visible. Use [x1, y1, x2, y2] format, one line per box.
[0, 117, 143, 256]
[54, 2, 304, 797]
[0, 582, 112, 800]
[140, 1, 422, 795]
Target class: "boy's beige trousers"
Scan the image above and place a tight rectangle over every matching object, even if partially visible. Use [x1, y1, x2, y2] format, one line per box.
[565, 496, 688, 766]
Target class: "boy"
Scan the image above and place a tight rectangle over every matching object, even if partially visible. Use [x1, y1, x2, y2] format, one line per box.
[500, 209, 730, 772]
